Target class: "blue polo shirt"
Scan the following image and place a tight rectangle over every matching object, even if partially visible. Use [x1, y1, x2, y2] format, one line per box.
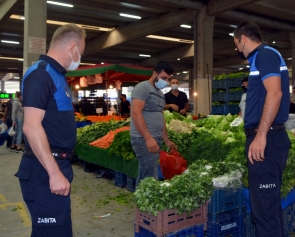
[22, 55, 76, 151]
[244, 44, 289, 129]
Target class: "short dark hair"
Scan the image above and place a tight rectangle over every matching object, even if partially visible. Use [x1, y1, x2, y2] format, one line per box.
[121, 94, 126, 99]
[234, 21, 262, 43]
[15, 91, 22, 98]
[154, 61, 174, 75]
[241, 76, 248, 83]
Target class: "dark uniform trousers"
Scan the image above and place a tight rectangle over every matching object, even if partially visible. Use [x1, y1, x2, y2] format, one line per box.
[15, 156, 73, 237]
[246, 129, 291, 237]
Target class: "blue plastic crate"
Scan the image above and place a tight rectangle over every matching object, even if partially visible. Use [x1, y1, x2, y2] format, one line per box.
[208, 207, 243, 222]
[208, 188, 243, 214]
[207, 214, 243, 237]
[244, 211, 255, 237]
[228, 78, 242, 88]
[135, 226, 157, 237]
[228, 91, 243, 101]
[126, 176, 136, 192]
[135, 224, 204, 237]
[227, 105, 240, 115]
[114, 171, 127, 188]
[212, 92, 227, 102]
[212, 80, 227, 89]
[211, 105, 227, 115]
[165, 224, 204, 237]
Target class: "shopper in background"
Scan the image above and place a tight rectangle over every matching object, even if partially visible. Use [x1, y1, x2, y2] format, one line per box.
[238, 76, 248, 119]
[164, 78, 189, 116]
[234, 21, 290, 237]
[120, 93, 130, 117]
[10, 91, 24, 152]
[130, 61, 177, 186]
[15, 24, 86, 237]
[3, 97, 13, 148]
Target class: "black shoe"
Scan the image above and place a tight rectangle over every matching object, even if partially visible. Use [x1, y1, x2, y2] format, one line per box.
[15, 148, 23, 153]
[10, 147, 16, 152]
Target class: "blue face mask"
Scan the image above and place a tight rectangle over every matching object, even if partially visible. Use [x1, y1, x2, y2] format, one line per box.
[154, 77, 168, 89]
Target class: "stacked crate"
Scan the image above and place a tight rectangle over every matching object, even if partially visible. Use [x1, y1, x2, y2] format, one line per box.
[134, 204, 207, 237]
[206, 187, 244, 237]
[211, 78, 244, 115]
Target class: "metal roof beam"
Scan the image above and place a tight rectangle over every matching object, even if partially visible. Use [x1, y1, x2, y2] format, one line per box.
[150, 0, 203, 10]
[220, 10, 295, 31]
[84, 9, 194, 55]
[141, 44, 194, 66]
[0, 0, 22, 26]
[208, 0, 258, 15]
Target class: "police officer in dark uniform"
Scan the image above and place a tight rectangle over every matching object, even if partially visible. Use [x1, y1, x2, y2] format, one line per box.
[14, 24, 86, 237]
[234, 21, 290, 237]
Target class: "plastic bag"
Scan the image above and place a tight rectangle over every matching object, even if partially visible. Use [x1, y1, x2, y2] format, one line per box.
[160, 150, 187, 180]
[212, 170, 242, 189]
[8, 127, 15, 137]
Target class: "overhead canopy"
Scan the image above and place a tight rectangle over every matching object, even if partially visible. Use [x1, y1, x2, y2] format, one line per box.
[66, 63, 153, 84]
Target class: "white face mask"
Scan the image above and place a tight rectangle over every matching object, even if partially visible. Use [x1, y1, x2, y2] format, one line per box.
[171, 84, 179, 90]
[67, 46, 81, 71]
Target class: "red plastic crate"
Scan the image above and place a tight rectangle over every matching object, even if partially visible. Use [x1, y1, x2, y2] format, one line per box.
[135, 204, 207, 236]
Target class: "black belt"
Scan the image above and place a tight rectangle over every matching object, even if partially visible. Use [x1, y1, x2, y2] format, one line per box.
[244, 124, 285, 137]
[23, 150, 74, 161]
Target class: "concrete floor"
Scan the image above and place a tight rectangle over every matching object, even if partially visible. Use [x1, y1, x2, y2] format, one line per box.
[0, 144, 136, 237]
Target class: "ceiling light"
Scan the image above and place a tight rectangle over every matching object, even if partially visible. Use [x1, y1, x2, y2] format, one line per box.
[75, 85, 80, 89]
[79, 63, 96, 66]
[273, 41, 276, 44]
[234, 48, 237, 50]
[194, 92, 197, 96]
[119, 13, 141, 19]
[7, 68, 18, 70]
[14, 76, 20, 79]
[47, 1, 73, 7]
[10, 15, 112, 32]
[180, 24, 191, 29]
[246, 65, 250, 68]
[287, 58, 292, 60]
[239, 68, 243, 70]
[139, 54, 151, 57]
[19, 16, 25, 20]
[101, 62, 104, 64]
[0, 56, 23, 61]
[229, 33, 234, 37]
[109, 84, 113, 89]
[176, 73, 180, 75]
[1, 40, 19, 44]
[183, 71, 188, 73]
[146, 35, 193, 44]
[177, 58, 180, 61]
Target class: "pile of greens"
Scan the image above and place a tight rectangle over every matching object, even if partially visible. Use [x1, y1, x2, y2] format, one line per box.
[134, 159, 245, 215]
[76, 120, 129, 144]
[108, 130, 136, 160]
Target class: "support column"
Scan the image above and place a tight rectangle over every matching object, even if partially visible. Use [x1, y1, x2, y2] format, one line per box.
[0, 80, 4, 92]
[193, 5, 215, 115]
[23, 0, 47, 74]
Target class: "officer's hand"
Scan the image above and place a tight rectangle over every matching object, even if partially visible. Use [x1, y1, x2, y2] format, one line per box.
[248, 135, 266, 165]
[145, 137, 160, 153]
[49, 171, 71, 196]
[170, 104, 179, 112]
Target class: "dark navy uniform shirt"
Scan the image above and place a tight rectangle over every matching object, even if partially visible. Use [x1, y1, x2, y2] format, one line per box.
[22, 55, 76, 151]
[164, 90, 188, 113]
[244, 44, 289, 129]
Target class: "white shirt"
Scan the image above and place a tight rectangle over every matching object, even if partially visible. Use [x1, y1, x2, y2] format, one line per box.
[239, 93, 247, 119]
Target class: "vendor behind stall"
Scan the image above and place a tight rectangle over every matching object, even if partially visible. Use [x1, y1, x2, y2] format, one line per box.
[120, 94, 130, 116]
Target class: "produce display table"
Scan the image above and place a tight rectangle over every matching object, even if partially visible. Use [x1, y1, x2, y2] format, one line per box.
[75, 143, 138, 178]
